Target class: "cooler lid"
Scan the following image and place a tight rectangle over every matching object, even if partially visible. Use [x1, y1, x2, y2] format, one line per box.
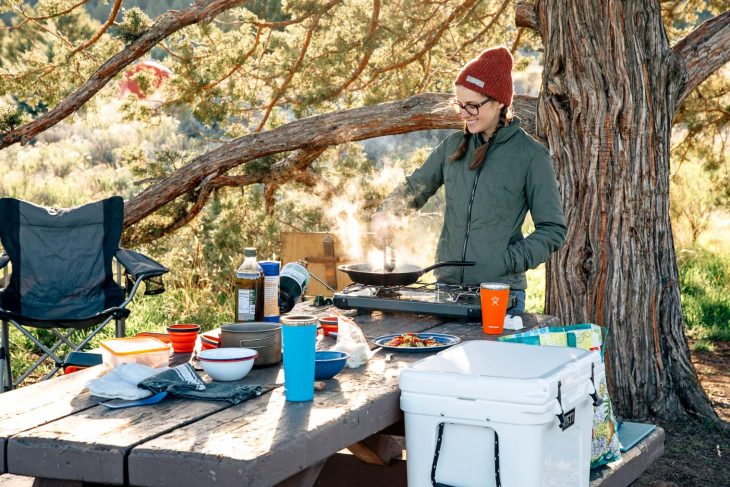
[100, 337, 168, 355]
[399, 340, 598, 405]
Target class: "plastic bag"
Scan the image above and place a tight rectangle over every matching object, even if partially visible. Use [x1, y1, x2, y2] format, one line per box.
[331, 315, 373, 368]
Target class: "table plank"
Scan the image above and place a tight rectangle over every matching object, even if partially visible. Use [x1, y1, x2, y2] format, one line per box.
[6, 365, 281, 485]
[127, 352, 421, 487]
[273, 460, 325, 487]
[589, 428, 665, 487]
[0, 368, 104, 473]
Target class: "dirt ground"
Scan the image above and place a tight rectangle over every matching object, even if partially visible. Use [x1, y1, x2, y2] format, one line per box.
[633, 341, 729, 487]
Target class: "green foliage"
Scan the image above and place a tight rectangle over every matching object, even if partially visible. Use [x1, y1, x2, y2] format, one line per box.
[690, 339, 715, 353]
[678, 247, 730, 343]
[85, 0, 193, 23]
[113, 7, 153, 44]
[0, 104, 30, 132]
[0, 7, 122, 110]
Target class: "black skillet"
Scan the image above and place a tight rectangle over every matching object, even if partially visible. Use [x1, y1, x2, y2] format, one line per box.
[338, 261, 476, 287]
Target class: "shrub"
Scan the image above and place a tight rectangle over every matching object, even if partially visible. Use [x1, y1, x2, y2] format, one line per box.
[678, 247, 730, 342]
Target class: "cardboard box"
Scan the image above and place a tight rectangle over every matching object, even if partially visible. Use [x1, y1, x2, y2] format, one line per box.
[280, 232, 354, 296]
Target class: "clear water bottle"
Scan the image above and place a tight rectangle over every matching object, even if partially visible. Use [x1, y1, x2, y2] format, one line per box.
[235, 247, 264, 322]
[278, 259, 309, 313]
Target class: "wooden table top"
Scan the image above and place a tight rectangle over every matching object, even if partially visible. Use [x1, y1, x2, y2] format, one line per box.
[0, 307, 557, 487]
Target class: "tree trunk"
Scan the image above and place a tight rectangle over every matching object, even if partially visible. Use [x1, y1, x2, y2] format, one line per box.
[537, 0, 715, 419]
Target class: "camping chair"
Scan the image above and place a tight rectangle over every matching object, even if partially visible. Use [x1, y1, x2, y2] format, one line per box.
[0, 196, 168, 391]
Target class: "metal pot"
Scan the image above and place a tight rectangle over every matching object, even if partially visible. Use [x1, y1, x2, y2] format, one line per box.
[338, 261, 476, 287]
[220, 322, 282, 367]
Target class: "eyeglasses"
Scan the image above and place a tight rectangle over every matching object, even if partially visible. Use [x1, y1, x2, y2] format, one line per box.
[449, 97, 493, 116]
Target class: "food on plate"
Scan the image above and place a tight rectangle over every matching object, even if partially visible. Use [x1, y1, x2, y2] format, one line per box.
[385, 333, 440, 348]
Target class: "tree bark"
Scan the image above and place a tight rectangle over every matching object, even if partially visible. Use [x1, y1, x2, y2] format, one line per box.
[673, 10, 730, 104]
[123, 93, 537, 227]
[537, 0, 717, 419]
[514, 1, 536, 29]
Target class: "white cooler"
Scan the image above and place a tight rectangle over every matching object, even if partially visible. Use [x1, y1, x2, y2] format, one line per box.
[399, 340, 602, 487]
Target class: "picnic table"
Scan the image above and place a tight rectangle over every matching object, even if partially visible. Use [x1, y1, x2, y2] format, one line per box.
[0, 305, 663, 487]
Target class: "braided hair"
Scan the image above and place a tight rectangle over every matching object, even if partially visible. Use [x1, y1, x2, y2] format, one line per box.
[449, 106, 513, 170]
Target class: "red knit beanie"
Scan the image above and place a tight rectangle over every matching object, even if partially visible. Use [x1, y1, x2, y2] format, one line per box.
[455, 47, 513, 107]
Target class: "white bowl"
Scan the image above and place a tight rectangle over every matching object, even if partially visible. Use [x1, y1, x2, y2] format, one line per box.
[198, 347, 257, 381]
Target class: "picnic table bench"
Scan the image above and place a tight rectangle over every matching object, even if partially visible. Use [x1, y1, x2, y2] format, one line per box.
[0, 305, 663, 487]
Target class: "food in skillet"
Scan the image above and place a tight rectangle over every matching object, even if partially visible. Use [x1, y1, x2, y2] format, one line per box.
[385, 333, 440, 348]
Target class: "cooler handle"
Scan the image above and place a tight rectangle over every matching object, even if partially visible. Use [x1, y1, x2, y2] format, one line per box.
[430, 422, 501, 487]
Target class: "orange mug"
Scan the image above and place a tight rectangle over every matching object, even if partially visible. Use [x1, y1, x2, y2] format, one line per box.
[480, 283, 510, 335]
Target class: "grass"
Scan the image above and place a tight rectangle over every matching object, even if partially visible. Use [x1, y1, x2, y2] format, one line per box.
[523, 244, 730, 348]
[4, 277, 235, 386]
[678, 246, 730, 344]
[691, 339, 716, 353]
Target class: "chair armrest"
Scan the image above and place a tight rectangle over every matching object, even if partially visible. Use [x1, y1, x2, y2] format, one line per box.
[0, 253, 9, 270]
[115, 248, 168, 281]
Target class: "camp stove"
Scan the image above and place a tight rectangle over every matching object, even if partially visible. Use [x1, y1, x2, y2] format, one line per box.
[333, 282, 483, 319]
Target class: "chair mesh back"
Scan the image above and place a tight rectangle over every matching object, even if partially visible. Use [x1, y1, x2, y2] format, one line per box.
[0, 197, 124, 320]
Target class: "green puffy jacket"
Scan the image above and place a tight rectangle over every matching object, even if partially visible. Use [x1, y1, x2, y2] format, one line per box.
[381, 118, 566, 289]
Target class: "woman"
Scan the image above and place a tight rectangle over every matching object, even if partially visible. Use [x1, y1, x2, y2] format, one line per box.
[374, 46, 566, 313]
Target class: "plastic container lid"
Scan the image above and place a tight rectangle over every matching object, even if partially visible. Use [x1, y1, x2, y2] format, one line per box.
[260, 260, 280, 276]
[100, 336, 168, 356]
[400, 340, 598, 406]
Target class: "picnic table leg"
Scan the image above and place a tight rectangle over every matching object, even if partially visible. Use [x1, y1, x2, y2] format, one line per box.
[346, 434, 404, 465]
[273, 460, 326, 487]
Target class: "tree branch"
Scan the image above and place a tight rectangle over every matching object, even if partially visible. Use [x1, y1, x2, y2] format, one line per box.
[125, 148, 327, 244]
[0, 0, 246, 150]
[323, 0, 381, 99]
[673, 10, 730, 105]
[460, 0, 512, 50]
[161, 26, 262, 109]
[123, 92, 537, 227]
[515, 1, 537, 29]
[2, 0, 89, 32]
[69, 0, 122, 55]
[255, 15, 319, 132]
[366, 0, 478, 81]
[15, 0, 90, 21]
[250, 0, 342, 28]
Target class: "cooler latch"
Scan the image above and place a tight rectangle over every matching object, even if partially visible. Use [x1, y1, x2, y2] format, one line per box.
[589, 362, 603, 406]
[555, 381, 576, 431]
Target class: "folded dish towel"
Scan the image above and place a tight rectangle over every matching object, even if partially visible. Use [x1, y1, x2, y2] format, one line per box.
[139, 364, 263, 405]
[87, 363, 164, 400]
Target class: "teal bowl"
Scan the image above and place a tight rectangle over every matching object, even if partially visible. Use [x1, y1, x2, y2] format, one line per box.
[314, 351, 350, 380]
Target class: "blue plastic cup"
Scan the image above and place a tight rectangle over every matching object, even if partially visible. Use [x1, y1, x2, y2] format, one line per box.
[280, 314, 317, 402]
